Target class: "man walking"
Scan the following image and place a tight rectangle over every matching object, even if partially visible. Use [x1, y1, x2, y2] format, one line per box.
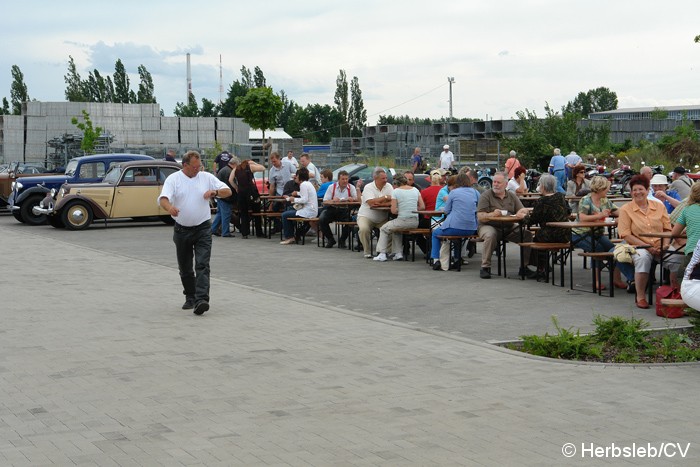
[159, 151, 231, 315]
[439, 144, 455, 171]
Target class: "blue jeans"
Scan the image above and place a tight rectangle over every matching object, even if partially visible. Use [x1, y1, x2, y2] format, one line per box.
[211, 199, 232, 236]
[173, 220, 212, 303]
[554, 171, 567, 193]
[282, 208, 301, 239]
[431, 227, 477, 259]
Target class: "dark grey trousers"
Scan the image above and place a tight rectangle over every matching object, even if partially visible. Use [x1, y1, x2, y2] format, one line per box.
[173, 220, 212, 303]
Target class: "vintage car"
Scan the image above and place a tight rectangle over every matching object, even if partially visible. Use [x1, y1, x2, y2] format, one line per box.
[34, 160, 181, 230]
[9, 153, 154, 225]
[0, 162, 52, 207]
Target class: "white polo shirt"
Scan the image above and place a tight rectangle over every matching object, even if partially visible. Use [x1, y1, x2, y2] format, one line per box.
[158, 170, 227, 226]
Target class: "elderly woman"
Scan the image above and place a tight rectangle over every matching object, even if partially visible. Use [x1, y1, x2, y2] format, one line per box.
[507, 166, 528, 195]
[572, 175, 619, 290]
[280, 167, 318, 245]
[617, 175, 683, 309]
[566, 164, 591, 212]
[524, 173, 571, 279]
[373, 174, 425, 262]
[429, 173, 480, 270]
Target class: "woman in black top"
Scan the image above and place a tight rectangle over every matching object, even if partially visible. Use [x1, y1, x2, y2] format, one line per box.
[233, 159, 265, 238]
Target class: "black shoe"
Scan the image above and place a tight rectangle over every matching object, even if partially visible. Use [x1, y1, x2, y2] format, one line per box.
[432, 260, 442, 271]
[338, 241, 347, 249]
[182, 297, 195, 310]
[480, 268, 491, 279]
[627, 281, 636, 294]
[222, 234, 234, 238]
[194, 301, 209, 315]
[212, 232, 221, 237]
[448, 260, 461, 270]
[353, 244, 362, 252]
[325, 239, 336, 248]
[256, 233, 266, 238]
[242, 235, 249, 239]
[467, 242, 477, 258]
[519, 267, 538, 279]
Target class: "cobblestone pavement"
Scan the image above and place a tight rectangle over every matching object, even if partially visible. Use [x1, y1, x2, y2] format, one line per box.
[1, 216, 698, 465]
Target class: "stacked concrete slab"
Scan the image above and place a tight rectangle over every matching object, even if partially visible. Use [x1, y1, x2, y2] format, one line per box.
[0, 101, 250, 163]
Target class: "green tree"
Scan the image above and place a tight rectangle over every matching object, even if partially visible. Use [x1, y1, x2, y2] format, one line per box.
[334, 69, 349, 136]
[71, 110, 104, 155]
[219, 79, 248, 117]
[200, 97, 218, 117]
[64, 55, 85, 101]
[253, 66, 266, 88]
[235, 86, 283, 141]
[348, 76, 366, 137]
[84, 69, 108, 102]
[240, 66, 254, 90]
[277, 90, 299, 132]
[104, 76, 115, 103]
[650, 107, 669, 119]
[10, 65, 29, 115]
[113, 59, 131, 103]
[1, 97, 10, 115]
[136, 64, 156, 103]
[563, 87, 617, 117]
[173, 92, 199, 117]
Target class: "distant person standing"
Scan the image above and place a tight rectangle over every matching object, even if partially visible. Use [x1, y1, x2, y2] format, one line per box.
[214, 150, 232, 174]
[439, 144, 455, 171]
[164, 149, 177, 162]
[299, 153, 319, 188]
[504, 150, 522, 179]
[669, 166, 693, 200]
[548, 148, 567, 193]
[565, 150, 582, 180]
[286, 150, 299, 170]
[210, 155, 239, 238]
[158, 151, 231, 315]
[411, 147, 424, 173]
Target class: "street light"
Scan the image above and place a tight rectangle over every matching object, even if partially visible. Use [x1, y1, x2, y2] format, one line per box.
[447, 77, 455, 120]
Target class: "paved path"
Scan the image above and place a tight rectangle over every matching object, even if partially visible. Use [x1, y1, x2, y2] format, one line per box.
[1, 217, 699, 465]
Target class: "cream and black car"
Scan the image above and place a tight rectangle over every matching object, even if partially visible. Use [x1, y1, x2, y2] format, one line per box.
[35, 160, 181, 230]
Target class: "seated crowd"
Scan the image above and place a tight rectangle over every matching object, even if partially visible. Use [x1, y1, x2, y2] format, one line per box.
[215, 153, 699, 311]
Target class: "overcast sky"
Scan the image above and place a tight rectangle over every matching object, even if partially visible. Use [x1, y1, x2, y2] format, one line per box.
[2, 0, 699, 126]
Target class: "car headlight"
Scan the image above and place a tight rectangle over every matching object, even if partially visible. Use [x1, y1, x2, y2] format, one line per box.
[50, 188, 56, 197]
[11, 181, 23, 191]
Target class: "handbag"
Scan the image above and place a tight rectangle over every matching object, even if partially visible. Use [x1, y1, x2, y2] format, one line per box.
[613, 244, 636, 264]
[655, 286, 685, 318]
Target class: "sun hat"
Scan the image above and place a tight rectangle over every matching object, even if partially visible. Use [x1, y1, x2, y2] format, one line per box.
[443, 144, 450, 150]
[650, 173, 668, 185]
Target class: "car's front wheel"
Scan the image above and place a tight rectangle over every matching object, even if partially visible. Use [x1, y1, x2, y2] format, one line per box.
[48, 215, 65, 229]
[61, 201, 93, 230]
[20, 195, 48, 226]
[478, 177, 493, 190]
[12, 210, 24, 223]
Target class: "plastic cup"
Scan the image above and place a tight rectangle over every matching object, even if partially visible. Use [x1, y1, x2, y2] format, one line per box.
[605, 217, 614, 223]
[500, 210, 508, 216]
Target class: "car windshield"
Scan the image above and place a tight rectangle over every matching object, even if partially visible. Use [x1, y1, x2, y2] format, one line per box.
[102, 166, 123, 184]
[65, 160, 79, 176]
[332, 164, 364, 180]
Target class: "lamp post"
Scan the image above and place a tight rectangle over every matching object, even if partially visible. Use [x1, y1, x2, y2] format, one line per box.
[447, 77, 455, 120]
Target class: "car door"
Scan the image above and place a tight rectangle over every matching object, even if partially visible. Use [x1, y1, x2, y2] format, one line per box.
[110, 167, 161, 218]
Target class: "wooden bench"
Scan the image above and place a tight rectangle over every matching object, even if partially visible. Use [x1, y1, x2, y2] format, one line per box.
[518, 242, 571, 285]
[437, 235, 480, 271]
[252, 211, 283, 239]
[334, 221, 358, 250]
[288, 217, 320, 245]
[391, 228, 431, 262]
[578, 251, 615, 297]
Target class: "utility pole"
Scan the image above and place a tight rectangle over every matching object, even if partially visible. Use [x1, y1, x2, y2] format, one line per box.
[447, 77, 455, 120]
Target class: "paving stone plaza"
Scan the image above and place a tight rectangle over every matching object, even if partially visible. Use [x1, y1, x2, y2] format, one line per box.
[1, 214, 698, 466]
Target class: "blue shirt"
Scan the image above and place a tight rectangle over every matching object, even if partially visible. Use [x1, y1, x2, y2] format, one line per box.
[549, 155, 566, 173]
[317, 181, 334, 198]
[655, 189, 681, 214]
[442, 187, 480, 231]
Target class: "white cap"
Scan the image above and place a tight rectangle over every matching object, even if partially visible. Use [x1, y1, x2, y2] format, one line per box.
[443, 144, 450, 150]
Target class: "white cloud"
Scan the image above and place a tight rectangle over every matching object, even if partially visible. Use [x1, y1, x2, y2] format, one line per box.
[1, 0, 698, 124]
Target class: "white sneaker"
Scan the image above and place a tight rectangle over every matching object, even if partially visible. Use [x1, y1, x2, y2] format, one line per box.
[392, 253, 404, 261]
[373, 253, 387, 262]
